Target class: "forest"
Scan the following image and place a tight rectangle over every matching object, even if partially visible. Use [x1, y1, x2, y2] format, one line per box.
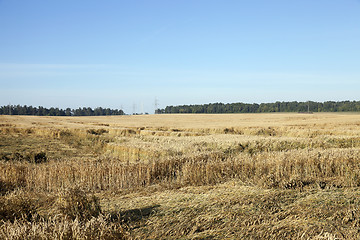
[158, 100, 360, 114]
[2, 101, 360, 116]
[0, 105, 124, 116]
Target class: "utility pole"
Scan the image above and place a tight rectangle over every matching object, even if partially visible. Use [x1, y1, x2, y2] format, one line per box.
[154, 97, 159, 114]
[132, 103, 136, 115]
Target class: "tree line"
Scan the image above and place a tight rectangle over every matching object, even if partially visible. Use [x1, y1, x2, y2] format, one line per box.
[0, 105, 125, 116]
[156, 101, 360, 114]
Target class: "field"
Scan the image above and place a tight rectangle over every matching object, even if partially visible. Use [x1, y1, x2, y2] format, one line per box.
[1, 113, 360, 239]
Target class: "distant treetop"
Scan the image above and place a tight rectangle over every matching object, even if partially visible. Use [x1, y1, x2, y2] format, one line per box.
[156, 101, 360, 114]
[2, 101, 360, 116]
[0, 105, 125, 116]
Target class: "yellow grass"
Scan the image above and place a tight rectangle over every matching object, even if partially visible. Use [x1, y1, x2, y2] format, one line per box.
[2, 112, 360, 129]
[1, 113, 360, 239]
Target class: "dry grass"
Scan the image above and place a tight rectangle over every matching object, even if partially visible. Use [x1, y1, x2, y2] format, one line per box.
[1, 113, 360, 239]
[103, 181, 360, 239]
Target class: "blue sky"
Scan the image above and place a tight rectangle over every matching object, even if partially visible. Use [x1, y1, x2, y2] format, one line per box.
[0, 0, 359, 114]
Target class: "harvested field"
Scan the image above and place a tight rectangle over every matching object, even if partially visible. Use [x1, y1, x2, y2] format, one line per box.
[1, 113, 360, 239]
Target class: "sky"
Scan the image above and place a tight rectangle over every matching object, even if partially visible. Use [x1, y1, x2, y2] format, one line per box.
[0, 0, 359, 114]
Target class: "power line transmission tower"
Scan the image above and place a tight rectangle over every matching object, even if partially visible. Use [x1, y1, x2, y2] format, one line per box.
[133, 103, 136, 115]
[154, 97, 159, 114]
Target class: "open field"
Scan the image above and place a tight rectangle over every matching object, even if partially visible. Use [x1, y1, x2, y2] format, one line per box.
[2, 113, 360, 239]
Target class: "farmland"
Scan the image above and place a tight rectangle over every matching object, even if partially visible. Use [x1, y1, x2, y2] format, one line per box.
[1, 113, 360, 239]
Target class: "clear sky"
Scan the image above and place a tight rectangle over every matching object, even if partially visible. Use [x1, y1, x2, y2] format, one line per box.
[1, 0, 359, 114]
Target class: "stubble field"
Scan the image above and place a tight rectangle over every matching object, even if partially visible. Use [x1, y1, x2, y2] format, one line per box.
[1, 113, 360, 239]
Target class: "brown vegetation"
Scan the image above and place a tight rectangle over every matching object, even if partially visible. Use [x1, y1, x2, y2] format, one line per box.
[1, 113, 360, 239]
